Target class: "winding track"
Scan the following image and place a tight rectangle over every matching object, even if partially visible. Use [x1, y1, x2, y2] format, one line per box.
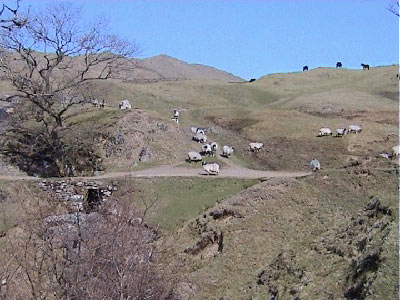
[0, 157, 312, 181]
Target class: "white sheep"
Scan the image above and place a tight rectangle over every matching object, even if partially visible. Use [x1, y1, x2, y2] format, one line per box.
[190, 127, 205, 135]
[172, 109, 179, 123]
[249, 142, 264, 152]
[348, 125, 362, 133]
[222, 145, 234, 157]
[210, 142, 218, 153]
[192, 132, 207, 143]
[336, 128, 348, 137]
[201, 143, 213, 156]
[187, 151, 202, 163]
[202, 162, 220, 175]
[91, 99, 99, 107]
[119, 99, 132, 110]
[379, 152, 390, 159]
[310, 158, 321, 172]
[317, 127, 332, 137]
[190, 127, 198, 134]
[391, 145, 400, 158]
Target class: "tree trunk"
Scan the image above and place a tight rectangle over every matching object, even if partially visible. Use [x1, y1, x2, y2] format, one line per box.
[55, 115, 63, 127]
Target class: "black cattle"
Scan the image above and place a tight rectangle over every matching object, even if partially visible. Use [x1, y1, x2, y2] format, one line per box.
[336, 62, 342, 68]
[303, 66, 308, 71]
[249, 78, 256, 82]
[361, 63, 369, 70]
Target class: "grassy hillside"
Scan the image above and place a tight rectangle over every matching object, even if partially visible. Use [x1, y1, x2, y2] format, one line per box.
[0, 65, 397, 299]
[158, 166, 397, 299]
[56, 65, 398, 173]
[116, 177, 258, 232]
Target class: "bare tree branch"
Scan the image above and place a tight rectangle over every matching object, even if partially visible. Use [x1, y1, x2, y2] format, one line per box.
[0, 199, 173, 299]
[141, 191, 160, 224]
[0, 0, 27, 30]
[388, 0, 399, 16]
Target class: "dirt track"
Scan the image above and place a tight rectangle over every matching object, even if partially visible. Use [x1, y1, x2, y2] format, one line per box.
[81, 165, 311, 180]
[0, 158, 312, 181]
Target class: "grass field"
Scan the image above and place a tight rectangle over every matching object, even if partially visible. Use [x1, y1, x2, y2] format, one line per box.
[115, 177, 258, 232]
[0, 65, 398, 299]
[65, 65, 397, 173]
[161, 165, 398, 299]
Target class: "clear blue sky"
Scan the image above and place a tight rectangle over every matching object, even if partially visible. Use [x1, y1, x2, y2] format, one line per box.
[17, 0, 399, 80]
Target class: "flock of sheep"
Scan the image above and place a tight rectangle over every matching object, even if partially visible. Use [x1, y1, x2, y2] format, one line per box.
[100, 103, 397, 175]
[186, 118, 368, 174]
[317, 124, 362, 137]
[171, 107, 399, 175]
[314, 124, 399, 171]
[310, 124, 363, 172]
[185, 125, 264, 175]
[90, 97, 399, 175]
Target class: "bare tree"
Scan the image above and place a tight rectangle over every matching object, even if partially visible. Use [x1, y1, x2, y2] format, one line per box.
[0, 3, 139, 177]
[388, 0, 399, 16]
[1, 199, 174, 300]
[0, 3, 138, 127]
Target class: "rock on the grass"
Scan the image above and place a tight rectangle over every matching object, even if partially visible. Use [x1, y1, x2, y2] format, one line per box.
[139, 147, 153, 162]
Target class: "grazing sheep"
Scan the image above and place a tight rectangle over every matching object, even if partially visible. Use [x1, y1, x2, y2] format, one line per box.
[202, 162, 220, 175]
[201, 144, 213, 156]
[310, 158, 321, 172]
[317, 128, 332, 137]
[211, 142, 218, 153]
[222, 145, 234, 157]
[99, 99, 106, 108]
[190, 127, 204, 135]
[172, 109, 179, 123]
[190, 127, 198, 134]
[303, 66, 308, 71]
[348, 125, 362, 133]
[119, 99, 131, 110]
[249, 142, 264, 152]
[192, 132, 207, 143]
[336, 128, 348, 137]
[187, 151, 202, 163]
[391, 145, 400, 158]
[91, 99, 99, 107]
[379, 152, 390, 159]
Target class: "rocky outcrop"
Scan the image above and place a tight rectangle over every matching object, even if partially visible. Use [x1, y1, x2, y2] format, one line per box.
[254, 197, 395, 300]
[184, 230, 223, 256]
[257, 250, 307, 300]
[341, 198, 393, 299]
[310, 197, 394, 299]
[209, 208, 242, 220]
[139, 147, 153, 162]
[98, 110, 180, 166]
